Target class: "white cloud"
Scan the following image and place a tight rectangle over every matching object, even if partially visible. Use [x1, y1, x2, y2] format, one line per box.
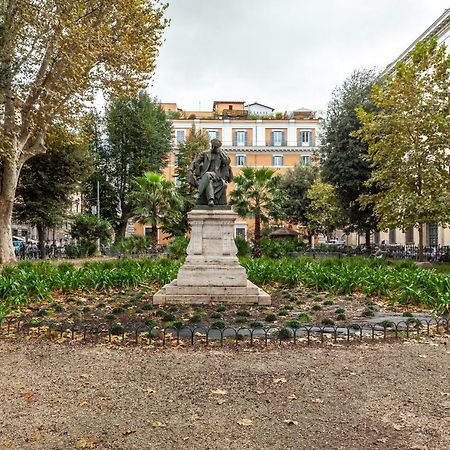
[149, 0, 448, 112]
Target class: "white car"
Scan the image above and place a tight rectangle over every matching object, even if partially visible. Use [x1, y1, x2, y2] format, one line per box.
[327, 239, 346, 246]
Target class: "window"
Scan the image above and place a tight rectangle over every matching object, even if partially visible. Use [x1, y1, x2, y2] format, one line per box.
[271, 131, 284, 146]
[427, 223, 438, 246]
[235, 155, 246, 166]
[176, 130, 186, 144]
[235, 130, 247, 146]
[389, 228, 396, 244]
[235, 224, 247, 239]
[272, 155, 283, 166]
[301, 155, 311, 166]
[299, 130, 312, 146]
[374, 231, 380, 244]
[144, 227, 153, 237]
[405, 227, 414, 244]
[229, 105, 233, 110]
[207, 130, 219, 141]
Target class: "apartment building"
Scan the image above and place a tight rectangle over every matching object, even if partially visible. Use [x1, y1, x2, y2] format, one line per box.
[134, 100, 321, 240]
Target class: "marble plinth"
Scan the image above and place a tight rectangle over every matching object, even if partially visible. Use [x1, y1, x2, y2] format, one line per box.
[153, 208, 271, 305]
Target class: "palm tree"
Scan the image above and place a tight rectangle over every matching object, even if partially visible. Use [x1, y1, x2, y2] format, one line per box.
[230, 167, 284, 257]
[130, 172, 183, 251]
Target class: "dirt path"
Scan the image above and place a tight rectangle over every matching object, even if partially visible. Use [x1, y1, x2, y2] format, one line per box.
[0, 339, 449, 450]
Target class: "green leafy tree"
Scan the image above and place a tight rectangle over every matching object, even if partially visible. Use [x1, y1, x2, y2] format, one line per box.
[356, 39, 450, 261]
[81, 111, 118, 222]
[305, 176, 343, 240]
[130, 172, 183, 251]
[169, 126, 209, 235]
[0, 0, 168, 263]
[70, 214, 112, 256]
[280, 165, 318, 244]
[15, 127, 92, 258]
[321, 69, 379, 246]
[230, 167, 284, 257]
[105, 92, 173, 238]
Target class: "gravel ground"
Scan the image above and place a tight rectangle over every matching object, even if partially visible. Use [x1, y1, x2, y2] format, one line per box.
[0, 339, 449, 450]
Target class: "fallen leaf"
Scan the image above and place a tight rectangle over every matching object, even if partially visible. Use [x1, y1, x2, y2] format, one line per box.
[210, 389, 227, 395]
[283, 419, 298, 426]
[31, 433, 42, 442]
[79, 401, 89, 407]
[273, 378, 287, 384]
[237, 418, 253, 426]
[74, 438, 101, 449]
[1, 440, 13, 448]
[393, 424, 404, 431]
[287, 394, 297, 400]
[444, 416, 450, 423]
[217, 399, 226, 405]
[21, 391, 37, 402]
[121, 429, 135, 436]
[256, 390, 266, 395]
[152, 421, 167, 428]
[311, 398, 324, 404]
[144, 388, 155, 395]
[441, 392, 450, 397]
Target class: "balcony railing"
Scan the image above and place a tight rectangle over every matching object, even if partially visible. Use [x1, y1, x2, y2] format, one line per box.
[270, 140, 287, 146]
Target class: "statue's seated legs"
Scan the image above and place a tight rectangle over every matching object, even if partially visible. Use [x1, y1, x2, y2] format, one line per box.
[197, 172, 227, 206]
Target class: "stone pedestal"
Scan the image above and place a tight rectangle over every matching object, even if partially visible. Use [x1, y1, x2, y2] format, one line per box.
[153, 207, 270, 305]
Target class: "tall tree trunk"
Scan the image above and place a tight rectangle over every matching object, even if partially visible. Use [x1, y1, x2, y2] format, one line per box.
[115, 220, 128, 241]
[151, 223, 158, 253]
[365, 230, 371, 249]
[252, 215, 262, 258]
[418, 224, 425, 262]
[37, 223, 47, 259]
[0, 161, 20, 264]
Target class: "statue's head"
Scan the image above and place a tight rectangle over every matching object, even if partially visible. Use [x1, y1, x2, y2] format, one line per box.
[210, 138, 222, 153]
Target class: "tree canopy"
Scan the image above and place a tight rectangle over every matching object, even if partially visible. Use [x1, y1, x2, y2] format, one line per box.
[320, 69, 379, 244]
[103, 92, 173, 238]
[231, 167, 284, 257]
[15, 126, 92, 257]
[0, 0, 168, 263]
[356, 39, 450, 260]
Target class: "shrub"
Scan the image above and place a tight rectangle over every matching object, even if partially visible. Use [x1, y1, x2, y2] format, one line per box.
[96, 303, 106, 309]
[297, 313, 312, 323]
[37, 309, 50, 317]
[236, 310, 250, 317]
[211, 320, 226, 329]
[216, 304, 227, 312]
[265, 313, 277, 322]
[335, 308, 345, 314]
[321, 318, 335, 326]
[189, 314, 203, 324]
[141, 303, 153, 311]
[162, 312, 176, 322]
[336, 313, 346, 321]
[311, 305, 322, 312]
[381, 320, 394, 328]
[402, 311, 413, 317]
[250, 321, 264, 328]
[278, 327, 293, 340]
[234, 236, 250, 257]
[166, 236, 189, 259]
[362, 308, 374, 317]
[235, 317, 248, 324]
[323, 300, 334, 306]
[104, 313, 116, 321]
[52, 303, 64, 312]
[112, 306, 125, 314]
[277, 310, 288, 316]
[285, 319, 301, 328]
[110, 324, 125, 336]
[210, 312, 222, 319]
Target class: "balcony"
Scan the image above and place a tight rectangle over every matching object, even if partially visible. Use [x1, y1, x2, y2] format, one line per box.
[269, 140, 287, 147]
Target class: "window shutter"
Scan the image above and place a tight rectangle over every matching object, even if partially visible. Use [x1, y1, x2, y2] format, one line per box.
[244, 131, 248, 146]
[271, 132, 274, 146]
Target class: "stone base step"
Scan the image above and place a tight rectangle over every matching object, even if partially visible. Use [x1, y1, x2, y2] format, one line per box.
[153, 280, 271, 305]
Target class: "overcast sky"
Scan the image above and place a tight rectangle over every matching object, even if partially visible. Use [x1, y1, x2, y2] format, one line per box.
[149, 0, 448, 113]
